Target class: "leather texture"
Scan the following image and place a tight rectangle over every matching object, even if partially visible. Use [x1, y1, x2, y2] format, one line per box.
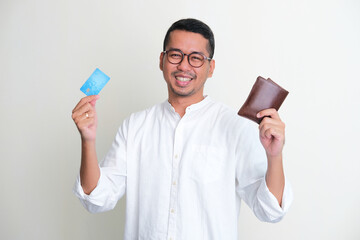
[238, 76, 289, 124]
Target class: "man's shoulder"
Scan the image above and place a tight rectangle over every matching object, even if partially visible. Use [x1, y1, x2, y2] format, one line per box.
[125, 101, 166, 123]
[208, 99, 247, 122]
[117, 101, 164, 134]
[206, 98, 258, 133]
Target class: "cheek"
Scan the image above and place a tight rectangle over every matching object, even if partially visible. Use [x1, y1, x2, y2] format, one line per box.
[162, 65, 173, 80]
[195, 69, 205, 78]
[164, 64, 175, 75]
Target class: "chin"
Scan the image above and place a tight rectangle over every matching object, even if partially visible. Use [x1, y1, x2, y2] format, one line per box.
[171, 87, 194, 97]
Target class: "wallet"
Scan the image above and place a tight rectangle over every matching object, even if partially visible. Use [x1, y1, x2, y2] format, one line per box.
[238, 76, 289, 124]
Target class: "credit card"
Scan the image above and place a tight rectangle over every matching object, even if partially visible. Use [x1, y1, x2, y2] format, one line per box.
[80, 68, 110, 96]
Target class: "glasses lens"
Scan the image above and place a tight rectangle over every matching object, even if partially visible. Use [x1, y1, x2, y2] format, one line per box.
[166, 50, 183, 64]
[189, 53, 205, 67]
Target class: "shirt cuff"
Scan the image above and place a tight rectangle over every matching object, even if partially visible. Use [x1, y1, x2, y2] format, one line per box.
[256, 176, 293, 222]
[72, 166, 126, 213]
[72, 169, 106, 207]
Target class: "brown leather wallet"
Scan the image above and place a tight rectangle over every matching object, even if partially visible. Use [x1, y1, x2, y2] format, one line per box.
[238, 76, 289, 124]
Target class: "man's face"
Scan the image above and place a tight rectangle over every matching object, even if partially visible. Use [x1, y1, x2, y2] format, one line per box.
[160, 30, 215, 102]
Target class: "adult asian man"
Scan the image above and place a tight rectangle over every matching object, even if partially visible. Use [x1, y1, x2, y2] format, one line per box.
[72, 18, 292, 240]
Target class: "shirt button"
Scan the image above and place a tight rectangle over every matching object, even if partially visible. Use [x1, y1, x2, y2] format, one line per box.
[171, 209, 175, 213]
[172, 181, 177, 185]
[174, 154, 178, 159]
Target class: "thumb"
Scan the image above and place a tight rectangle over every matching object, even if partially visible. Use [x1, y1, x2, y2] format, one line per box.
[89, 95, 100, 107]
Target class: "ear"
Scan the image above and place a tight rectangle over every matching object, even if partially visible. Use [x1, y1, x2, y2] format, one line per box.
[207, 59, 215, 78]
[159, 52, 164, 71]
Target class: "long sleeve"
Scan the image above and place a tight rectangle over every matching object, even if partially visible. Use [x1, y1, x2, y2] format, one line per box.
[73, 119, 129, 213]
[235, 121, 293, 223]
[72, 98, 293, 239]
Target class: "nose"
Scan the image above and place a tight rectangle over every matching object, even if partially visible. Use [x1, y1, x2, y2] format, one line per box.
[177, 54, 192, 71]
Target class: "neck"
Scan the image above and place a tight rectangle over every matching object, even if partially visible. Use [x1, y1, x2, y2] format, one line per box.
[168, 94, 205, 118]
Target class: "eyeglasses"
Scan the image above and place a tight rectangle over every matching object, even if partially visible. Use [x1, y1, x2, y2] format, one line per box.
[163, 49, 212, 68]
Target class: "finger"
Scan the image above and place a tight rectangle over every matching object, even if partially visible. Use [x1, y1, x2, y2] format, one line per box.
[257, 108, 281, 121]
[84, 110, 95, 119]
[72, 95, 100, 113]
[72, 103, 92, 120]
[72, 102, 93, 120]
[264, 128, 273, 139]
[81, 110, 95, 120]
[259, 116, 285, 130]
[259, 122, 284, 140]
[73, 109, 95, 126]
[260, 126, 281, 140]
[89, 98, 99, 107]
[76, 117, 96, 130]
[259, 122, 270, 139]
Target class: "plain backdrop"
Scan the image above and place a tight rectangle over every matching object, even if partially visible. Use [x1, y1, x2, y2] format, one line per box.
[1, 0, 359, 239]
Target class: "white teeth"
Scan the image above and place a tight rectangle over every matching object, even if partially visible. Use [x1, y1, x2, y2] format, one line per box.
[176, 77, 191, 82]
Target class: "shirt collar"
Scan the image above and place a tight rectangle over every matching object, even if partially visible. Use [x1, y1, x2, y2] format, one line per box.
[164, 95, 213, 114]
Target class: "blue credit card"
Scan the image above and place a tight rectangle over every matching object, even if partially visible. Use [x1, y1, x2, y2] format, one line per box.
[80, 68, 110, 96]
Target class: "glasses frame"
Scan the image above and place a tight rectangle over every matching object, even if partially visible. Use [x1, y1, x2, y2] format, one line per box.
[163, 49, 212, 68]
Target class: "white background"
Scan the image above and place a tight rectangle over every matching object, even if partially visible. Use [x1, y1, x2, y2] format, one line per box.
[1, 0, 359, 239]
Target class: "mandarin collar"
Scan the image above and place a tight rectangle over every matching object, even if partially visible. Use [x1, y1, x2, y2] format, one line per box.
[164, 96, 212, 114]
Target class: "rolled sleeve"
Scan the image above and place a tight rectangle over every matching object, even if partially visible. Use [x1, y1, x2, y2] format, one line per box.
[73, 119, 129, 213]
[235, 120, 293, 223]
[72, 167, 126, 213]
[253, 177, 293, 222]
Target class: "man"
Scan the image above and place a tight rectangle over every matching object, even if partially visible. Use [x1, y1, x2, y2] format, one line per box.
[72, 18, 292, 240]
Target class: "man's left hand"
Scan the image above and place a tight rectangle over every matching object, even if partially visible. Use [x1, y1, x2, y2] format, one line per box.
[257, 108, 285, 158]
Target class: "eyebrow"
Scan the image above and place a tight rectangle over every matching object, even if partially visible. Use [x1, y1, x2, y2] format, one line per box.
[167, 48, 205, 55]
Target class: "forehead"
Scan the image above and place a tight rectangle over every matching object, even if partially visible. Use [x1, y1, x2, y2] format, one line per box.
[167, 30, 209, 54]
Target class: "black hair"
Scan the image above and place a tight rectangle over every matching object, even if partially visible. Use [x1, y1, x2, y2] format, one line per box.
[163, 18, 215, 59]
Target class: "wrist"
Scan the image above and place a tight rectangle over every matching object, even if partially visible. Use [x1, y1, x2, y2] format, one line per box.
[81, 138, 96, 148]
[266, 153, 283, 165]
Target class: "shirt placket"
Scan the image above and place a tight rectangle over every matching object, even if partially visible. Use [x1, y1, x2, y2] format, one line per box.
[167, 119, 184, 240]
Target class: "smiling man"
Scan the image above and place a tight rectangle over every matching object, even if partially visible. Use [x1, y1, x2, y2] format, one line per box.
[160, 29, 215, 116]
[72, 18, 292, 240]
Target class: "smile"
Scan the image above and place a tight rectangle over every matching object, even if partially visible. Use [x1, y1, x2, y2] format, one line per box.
[175, 76, 192, 82]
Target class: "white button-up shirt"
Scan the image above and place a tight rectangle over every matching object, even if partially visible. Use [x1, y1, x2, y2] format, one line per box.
[73, 96, 292, 240]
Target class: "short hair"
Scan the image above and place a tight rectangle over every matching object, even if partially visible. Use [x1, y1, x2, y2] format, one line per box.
[163, 18, 215, 59]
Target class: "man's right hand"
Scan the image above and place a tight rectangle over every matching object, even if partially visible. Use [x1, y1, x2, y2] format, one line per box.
[72, 95, 100, 142]
[72, 95, 101, 195]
